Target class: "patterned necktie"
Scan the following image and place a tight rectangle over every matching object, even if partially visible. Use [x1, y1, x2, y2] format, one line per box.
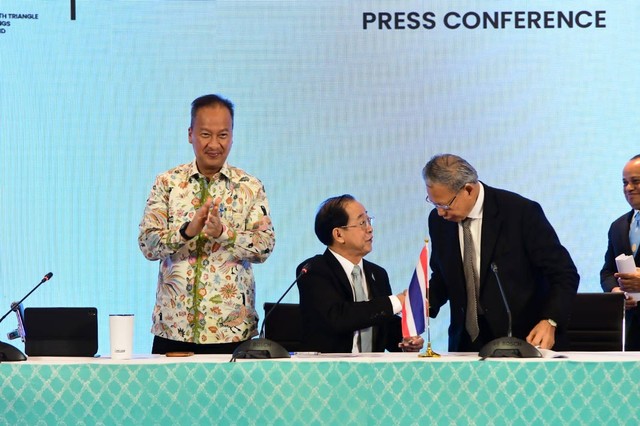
[352, 265, 373, 352]
[630, 211, 640, 256]
[462, 218, 480, 341]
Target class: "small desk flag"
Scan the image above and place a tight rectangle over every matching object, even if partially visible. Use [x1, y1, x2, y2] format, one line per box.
[401, 243, 428, 337]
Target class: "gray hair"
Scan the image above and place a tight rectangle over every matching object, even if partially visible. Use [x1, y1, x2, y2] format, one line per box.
[422, 154, 478, 190]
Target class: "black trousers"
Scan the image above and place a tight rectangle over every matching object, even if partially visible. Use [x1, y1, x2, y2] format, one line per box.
[152, 335, 243, 354]
[625, 308, 640, 351]
[458, 316, 495, 352]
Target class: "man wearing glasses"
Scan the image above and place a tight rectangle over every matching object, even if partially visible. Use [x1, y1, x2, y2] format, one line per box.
[296, 194, 424, 353]
[601, 154, 640, 350]
[423, 154, 579, 352]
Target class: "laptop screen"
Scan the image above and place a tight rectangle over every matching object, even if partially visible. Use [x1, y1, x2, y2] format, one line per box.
[24, 307, 98, 357]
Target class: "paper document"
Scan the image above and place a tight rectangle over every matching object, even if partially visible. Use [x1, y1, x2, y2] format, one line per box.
[538, 348, 567, 359]
[615, 254, 640, 299]
[615, 253, 636, 273]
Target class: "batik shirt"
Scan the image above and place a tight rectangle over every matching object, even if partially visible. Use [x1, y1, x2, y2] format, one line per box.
[138, 161, 275, 344]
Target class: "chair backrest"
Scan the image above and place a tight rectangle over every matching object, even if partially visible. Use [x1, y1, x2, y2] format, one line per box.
[262, 302, 304, 352]
[566, 292, 625, 351]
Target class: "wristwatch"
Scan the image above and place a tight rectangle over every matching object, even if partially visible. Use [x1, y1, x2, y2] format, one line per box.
[546, 318, 557, 327]
[179, 222, 194, 240]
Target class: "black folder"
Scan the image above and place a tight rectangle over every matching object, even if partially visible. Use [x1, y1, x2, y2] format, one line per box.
[24, 307, 98, 357]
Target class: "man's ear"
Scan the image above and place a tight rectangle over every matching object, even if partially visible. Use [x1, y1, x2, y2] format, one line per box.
[332, 227, 345, 245]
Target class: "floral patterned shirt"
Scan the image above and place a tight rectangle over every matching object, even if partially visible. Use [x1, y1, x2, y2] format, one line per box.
[138, 161, 275, 344]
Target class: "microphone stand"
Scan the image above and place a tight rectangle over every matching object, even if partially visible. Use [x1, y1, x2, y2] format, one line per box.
[0, 273, 53, 362]
[230, 264, 310, 361]
[478, 264, 541, 359]
[0, 325, 27, 362]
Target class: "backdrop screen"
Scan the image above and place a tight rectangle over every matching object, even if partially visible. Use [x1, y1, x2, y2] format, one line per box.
[1, 1, 637, 354]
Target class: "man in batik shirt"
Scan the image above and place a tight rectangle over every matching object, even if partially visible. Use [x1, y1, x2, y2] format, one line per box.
[139, 94, 276, 354]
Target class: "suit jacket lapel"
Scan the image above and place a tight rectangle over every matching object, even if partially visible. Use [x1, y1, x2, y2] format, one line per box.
[362, 261, 378, 297]
[619, 210, 640, 262]
[479, 185, 501, 290]
[325, 252, 381, 349]
[323, 249, 355, 299]
[440, 219, 465, 288]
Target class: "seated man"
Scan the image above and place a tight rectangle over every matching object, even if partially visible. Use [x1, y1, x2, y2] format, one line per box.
[296, 194, 423, 353]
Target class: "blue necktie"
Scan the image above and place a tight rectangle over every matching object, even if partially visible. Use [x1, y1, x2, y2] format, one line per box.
[630, 211, 640, 256]
[352, 265, 372, 352]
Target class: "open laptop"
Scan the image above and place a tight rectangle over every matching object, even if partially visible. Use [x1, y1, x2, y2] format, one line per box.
[24, 307, 98, 357]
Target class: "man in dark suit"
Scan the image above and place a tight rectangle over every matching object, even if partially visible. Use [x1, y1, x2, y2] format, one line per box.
[296, 194, 423, 353]
[601, 154, 640, 350]
[423, 154, 579, 352]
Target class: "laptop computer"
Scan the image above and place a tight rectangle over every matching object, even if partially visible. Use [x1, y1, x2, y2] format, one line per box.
[24, 307, 98, 357]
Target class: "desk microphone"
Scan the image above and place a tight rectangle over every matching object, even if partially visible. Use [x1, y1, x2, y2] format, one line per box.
[478, 263, 541, 359]
[0, 272, 54, 362]
[231, 263, 310, 361]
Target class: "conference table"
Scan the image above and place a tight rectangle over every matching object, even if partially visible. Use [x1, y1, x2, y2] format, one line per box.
[2, 351, 639, 425]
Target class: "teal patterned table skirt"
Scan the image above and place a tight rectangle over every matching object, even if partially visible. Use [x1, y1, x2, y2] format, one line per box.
[2, 356, 639, 425]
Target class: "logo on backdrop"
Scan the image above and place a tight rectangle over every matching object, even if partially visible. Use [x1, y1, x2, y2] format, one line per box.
[362, 10, 607, 30]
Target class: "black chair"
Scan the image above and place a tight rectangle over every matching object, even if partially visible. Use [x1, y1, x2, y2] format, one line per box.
[262, 302, 304, 352]
[566, 293, 625, 351]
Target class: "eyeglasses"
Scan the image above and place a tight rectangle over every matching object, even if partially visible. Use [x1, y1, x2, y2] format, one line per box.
[340, 215, 374, 230]
[426, 187, 464, 211]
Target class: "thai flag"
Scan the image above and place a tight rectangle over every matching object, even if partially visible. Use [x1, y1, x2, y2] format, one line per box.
[401, 244, 428, 337]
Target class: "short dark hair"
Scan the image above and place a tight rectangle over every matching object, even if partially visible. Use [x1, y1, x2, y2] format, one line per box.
[422, 153, 478, 190]
[314, 194, 355, 246]
[190, 94, 234, 128]
[630, 154, 640, 161]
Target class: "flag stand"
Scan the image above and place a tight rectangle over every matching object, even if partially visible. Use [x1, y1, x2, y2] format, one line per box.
[419, 238, 440, 357]
[419, 299, 440, 358]
[420, 342, 440, 358]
